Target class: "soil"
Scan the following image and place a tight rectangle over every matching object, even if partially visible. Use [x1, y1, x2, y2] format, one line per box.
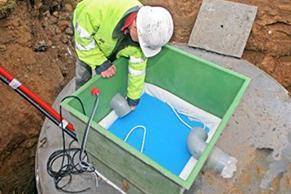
[0, 0, 290, 193]
[142, 0, 291, 92]
[0, 0, 76, 193]
[0, 0, 16, 19]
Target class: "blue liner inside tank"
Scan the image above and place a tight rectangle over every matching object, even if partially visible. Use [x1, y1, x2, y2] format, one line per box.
[108, 93, 209, 176]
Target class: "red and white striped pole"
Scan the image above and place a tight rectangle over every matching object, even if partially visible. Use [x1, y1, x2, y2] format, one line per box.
[0, 66, 76, 140]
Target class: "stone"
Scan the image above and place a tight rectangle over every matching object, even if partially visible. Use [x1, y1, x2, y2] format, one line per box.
[59, 12, 71, 20]
[188, 0, 257, 58]
[55, 27, 61, 35]
[65, 27, 73, 36]
[58, 20, 70, 32]
[33, 40, 48, 52]
[48, 15, 58, 25]
[10, 18, 20, 27]
[42, 10, 50, 18]
[47, 40, 53, 47]
[260, 55, 277, 74]
[0, 44, 6, 52]
[64, 3, 73, 12]
[52, 11, 59, 18]
[61, 34, 69, 44]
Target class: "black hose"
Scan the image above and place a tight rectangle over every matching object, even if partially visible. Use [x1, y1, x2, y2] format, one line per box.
[47, 95, 99, 193]
[1, 74, 98, 192]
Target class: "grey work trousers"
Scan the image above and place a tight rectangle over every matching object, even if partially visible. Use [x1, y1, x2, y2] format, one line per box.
[75, 59, 96, 90]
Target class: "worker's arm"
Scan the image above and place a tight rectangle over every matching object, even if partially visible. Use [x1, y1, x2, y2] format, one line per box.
[73, 13, 111, 71]
[117, 46, 147, 106]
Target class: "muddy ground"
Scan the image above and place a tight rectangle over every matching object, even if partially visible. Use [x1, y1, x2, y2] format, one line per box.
[0, 0, 290, 193]
[143, 0, 291, 92]
[0, 0, 76, 193]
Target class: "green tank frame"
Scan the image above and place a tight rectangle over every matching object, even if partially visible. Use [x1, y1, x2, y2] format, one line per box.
[62, 45, 250, 194]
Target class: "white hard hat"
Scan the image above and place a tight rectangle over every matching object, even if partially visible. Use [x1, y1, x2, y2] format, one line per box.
[136, 6, 174, 58]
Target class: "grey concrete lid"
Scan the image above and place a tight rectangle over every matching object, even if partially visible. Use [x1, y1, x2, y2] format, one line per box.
[37, 45, 291, 193]
[188, 0, 257, 58]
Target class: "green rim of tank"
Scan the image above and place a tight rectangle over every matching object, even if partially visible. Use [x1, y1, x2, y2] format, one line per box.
[61, 44, 250, 189]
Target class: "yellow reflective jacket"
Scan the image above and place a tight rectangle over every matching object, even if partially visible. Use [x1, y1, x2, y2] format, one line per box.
[73, 0, 146, 105]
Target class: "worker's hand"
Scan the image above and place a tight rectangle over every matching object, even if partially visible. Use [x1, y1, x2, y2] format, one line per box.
[126, 97, 139, 110]
[101, 65, 116, 78]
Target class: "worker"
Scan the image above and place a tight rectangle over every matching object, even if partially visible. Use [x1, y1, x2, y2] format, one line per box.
[73, 0, 174, 108]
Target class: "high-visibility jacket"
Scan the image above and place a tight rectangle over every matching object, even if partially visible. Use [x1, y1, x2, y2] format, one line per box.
[73, 0, 146, 105]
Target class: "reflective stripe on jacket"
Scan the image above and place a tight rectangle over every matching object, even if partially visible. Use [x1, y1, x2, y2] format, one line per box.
[117, 46, 147, 102]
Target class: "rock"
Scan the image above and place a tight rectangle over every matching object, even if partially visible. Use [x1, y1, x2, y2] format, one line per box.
[58, 20, 70, 32]
[48, 15, 58, 25]
[59, 12, 71, 20]
[47, 40, 53, 47]
[64, 3, 73, 12]
[10, 18, 20, 27]
[42, 10, 50, 18]
[65, 27, 73, 36]
[46, 29, 53, 40]
[41, 20, 49, 29]
[33, 40, 48, 52]
[61, 34, 69, 44]
[7, 25, 14, 30]
[55, 27, 61, 35]
[52, 11, 58, 18]
[60, 65, 69, 77]
[49, 1, 62, 13]
[260, 55, 277, 74]
[0, 44, 6, 52]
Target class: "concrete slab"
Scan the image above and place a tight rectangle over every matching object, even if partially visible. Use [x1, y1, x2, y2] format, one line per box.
[36, 44, 291, 193]
[175, 44, 290, 157]
[188, 0, 257, 58]
[175, 44, 291, 193]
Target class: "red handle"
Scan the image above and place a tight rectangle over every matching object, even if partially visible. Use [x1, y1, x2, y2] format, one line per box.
[91, 88, 101, 96]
